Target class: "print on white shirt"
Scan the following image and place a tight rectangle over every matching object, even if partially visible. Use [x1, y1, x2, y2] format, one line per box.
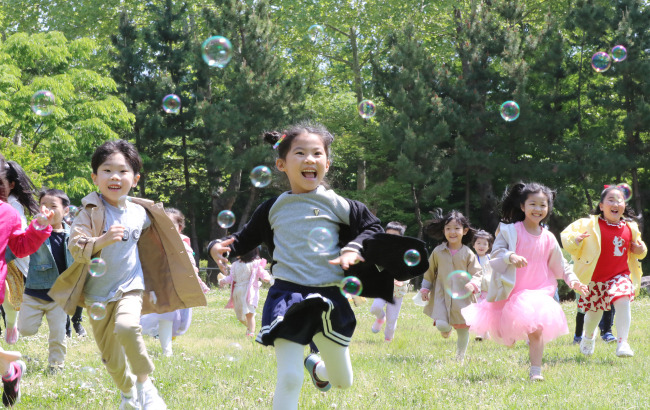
[613, 236, 626, 257]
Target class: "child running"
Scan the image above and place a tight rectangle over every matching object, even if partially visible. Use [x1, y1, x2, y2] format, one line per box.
[462, 182, 587, 381]
[0, 153, 53, 406]
[209, 122, 384, 410]
[561, 185, 646, 358]
[48, 140, 206, 409]
[218, 247, 272, 337]
[472, 229, 493, 341]
[420, 210, 482, 362]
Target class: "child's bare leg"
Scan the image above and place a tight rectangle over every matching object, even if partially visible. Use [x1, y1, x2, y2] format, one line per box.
[245, 313, 255, 334]
[528, 328, 544, 367]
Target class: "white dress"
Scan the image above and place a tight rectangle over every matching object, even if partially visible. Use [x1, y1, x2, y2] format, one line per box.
[230, 261, 257, 321]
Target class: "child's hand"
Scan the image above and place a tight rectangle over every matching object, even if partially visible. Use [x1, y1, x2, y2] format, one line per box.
[218, 279, 225, 288]
[41, 205, 55, 226]
[210, 238, 234, 265]
[394, 280, 403, 287]
[420, 288, 430, 301]
[509, 253, 528, 268]
[575, 231, 590, 244]
[570, 280, 588, 296]
[631, 239, 646, 255]
[464, 282, 478, 294]
[329, 251, 365, 270]
[99, 224, 126, 247]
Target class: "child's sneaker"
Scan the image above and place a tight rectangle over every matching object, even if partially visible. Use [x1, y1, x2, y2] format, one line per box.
[579, 336, 595, 356]
[384, 338, 392, 343]
[371, 317, 385, 334]
[137, 379, 167, 410]
[616, 342, 634, 358]
[74, 323, 87, 337]
[601, 332, 616, 343]
[475, 336, 483, 341]
[440, 330, 452, 339]
[2, 360, 25, 407]
[572, 335, 582, 345]
[119, 386, 140, 410]
[304, 354, 331, 392]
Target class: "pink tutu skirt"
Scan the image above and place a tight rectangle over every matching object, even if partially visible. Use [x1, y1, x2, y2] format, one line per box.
[461, 286, 568, 346]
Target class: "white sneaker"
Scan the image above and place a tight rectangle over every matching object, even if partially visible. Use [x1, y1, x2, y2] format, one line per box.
[119, 386, 140, 410]
[616, 342, 634, 358]
[579, 336, 595, 356]
[138, 380, 167, 410]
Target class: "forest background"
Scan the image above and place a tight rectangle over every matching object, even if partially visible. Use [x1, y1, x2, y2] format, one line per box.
[1, 0, 649, 292]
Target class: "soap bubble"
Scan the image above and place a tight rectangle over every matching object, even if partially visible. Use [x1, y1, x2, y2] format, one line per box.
[89, 302, 107, 320]
[403, 249, 421, 267]
[68, 205, 79, 217]
[591, 52, 611, 72]
[117, 195, 129, 211]
[89, 258, 107, 278]
[307, 227, 334, 253]
[250, 165, 272, 188]
[500, 101, 520, 121]
[307, 24, 325, 43]
[202, 36, 233, 68]
[358, 100, 376, 119]
[33, 213, 49, 230]
[340, 276, 363, 298]
[162, 94, 181, 114]
[217, 210, 235, 229]
[225, 342, 242, 362]
[445, 270, 473, 300]
[616, 183, 632, 202]
[31, 90, 55, 116]
[611, 45, 627, 62]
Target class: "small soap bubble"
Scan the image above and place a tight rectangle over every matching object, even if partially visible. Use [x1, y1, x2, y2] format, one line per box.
[358, 99, 376, 119]
[80, 366, 96, 375]
[307, 24, 325, 43]
[89, 258, 107, 278]
[340, 276, 363, 298]
[202, 36, 233, 68]
[591, 52, 611, 72]
[445, 270, 473, 300]
[611, 45, 627, 62]
[89, 302, 107, 320]
[162, 94, 181, 114]
[250, 165, 272, 188]
[500, 101, 520, 121]
[217, 210, 236, 229]
[68, 205, 79, 217]
[307, 227, 334, 253]
[226, 342, 242, 362]
[117, 195, 129, 211]
[616, 183, 632, 202]
[31, 90, 55, 116]
[404, 249, 421, 267]
[33, 213, 49, 230]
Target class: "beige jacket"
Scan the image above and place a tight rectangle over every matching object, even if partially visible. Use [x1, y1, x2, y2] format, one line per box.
[48, 192, 207, 315]
[423, 244, 482, 325]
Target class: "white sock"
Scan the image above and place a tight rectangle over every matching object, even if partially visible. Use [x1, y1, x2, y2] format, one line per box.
[583, 310, 603, 339]
[613, 297, 631, 344]
[530, 366, 542, 377]
[3, 301, 18, 329]
[456, 328, 470, 359]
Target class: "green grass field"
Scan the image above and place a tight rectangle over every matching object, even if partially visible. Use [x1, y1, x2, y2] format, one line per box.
[13, 288, 650, 409]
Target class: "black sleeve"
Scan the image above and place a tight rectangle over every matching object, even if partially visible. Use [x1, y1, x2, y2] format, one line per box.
[340, 199, 384, 253]
[207, 198, 276, 261]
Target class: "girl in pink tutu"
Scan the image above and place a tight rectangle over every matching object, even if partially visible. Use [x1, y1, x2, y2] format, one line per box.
[561, 185, 646, 358]
[461, 182, 587, 381]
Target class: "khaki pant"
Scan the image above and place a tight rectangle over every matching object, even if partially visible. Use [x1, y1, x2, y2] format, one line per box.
[18, 294, 67, 367]
[88, 290, 154, 393]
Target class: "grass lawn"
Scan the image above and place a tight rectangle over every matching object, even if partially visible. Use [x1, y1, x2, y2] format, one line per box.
[13, 287, 650, 409]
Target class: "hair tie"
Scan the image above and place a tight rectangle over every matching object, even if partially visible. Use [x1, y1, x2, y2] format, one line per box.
[273, 134, 286, 150]
[604, 184, 611, 189]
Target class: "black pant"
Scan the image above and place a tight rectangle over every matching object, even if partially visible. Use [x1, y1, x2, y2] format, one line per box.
[574, 306, 615, 337]
[66, 306, 84, 333]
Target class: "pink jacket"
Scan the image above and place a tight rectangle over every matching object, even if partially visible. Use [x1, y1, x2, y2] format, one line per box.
[222, 258, 271, 308]
[0, 201, 51, 303]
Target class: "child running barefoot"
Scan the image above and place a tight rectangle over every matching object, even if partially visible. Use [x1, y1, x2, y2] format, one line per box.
[218, 248, 272, 337]
[472, 230, 493, 341]
[561, 185, 646, 358]
[0, 153, 53, 406]
[209, 122, 386, 410]
[462, 182, 587, 381]
[419, 210, 482, 362]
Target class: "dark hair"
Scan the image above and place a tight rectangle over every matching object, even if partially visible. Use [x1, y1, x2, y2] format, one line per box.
[385, 221, 406, 236]
[424, 209, 476, 245]
[239, 247, 260, 263]
[590, 186, 638, 221]
[38, 188, 70, 208]
[0, 154, 8, 202]
[91, 139, 143, 174]
[473, 229, 494, 249]
[263, 121, 334, 160]
[500, 182, 556, 225]
[165, 207, 186, 231]
[6, 161, 40, 216]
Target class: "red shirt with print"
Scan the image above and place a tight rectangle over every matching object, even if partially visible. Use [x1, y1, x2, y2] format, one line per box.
[591, 219, 631, 282]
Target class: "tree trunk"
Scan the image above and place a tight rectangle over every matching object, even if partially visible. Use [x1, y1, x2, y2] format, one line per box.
[477, 180, 499, 233]
[411, 183, 424, 239]
[210, 168, 243, 240]
[238, 186, 259, 231]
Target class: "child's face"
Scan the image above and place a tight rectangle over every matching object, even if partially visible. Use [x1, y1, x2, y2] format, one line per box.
[520, 191, 549, 225]
[91, 153, 140, 207]
[444, 219, 468, 247]
[276, 132, 330, 194]
[40, 195, 68, 228]
[473, 238, 490, 256]
[385, 229, 402, 236]
[599, 189, 626, 223]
